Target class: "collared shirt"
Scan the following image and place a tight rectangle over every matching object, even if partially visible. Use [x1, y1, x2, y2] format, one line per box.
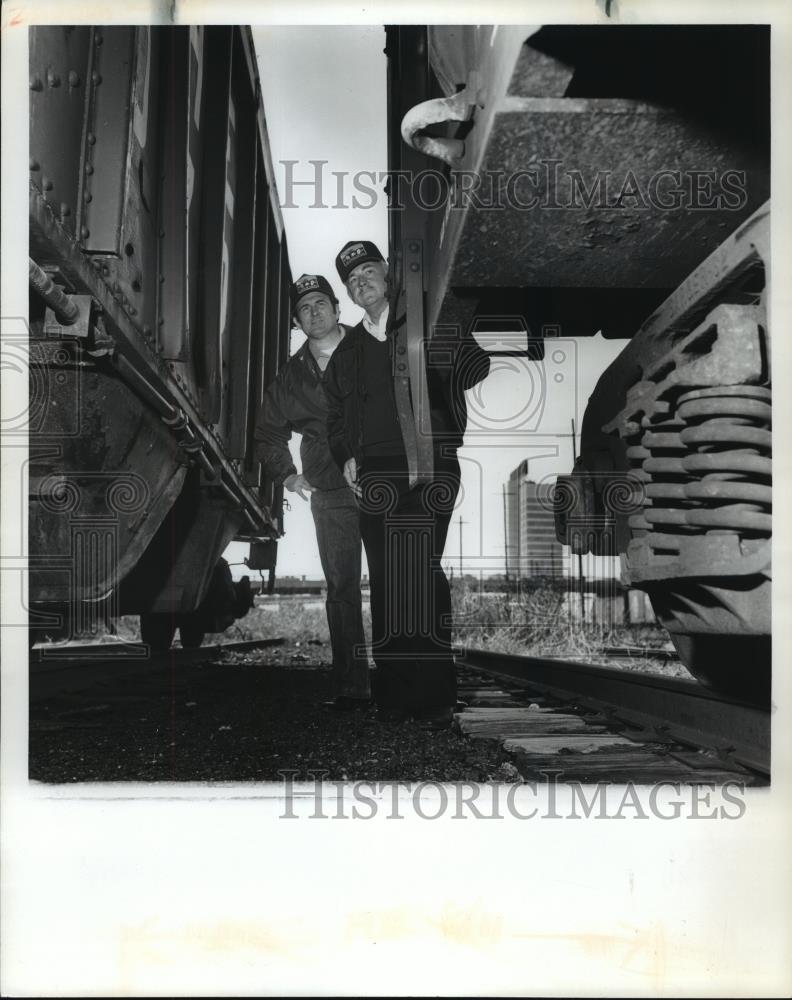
[361, 305, 389, 342]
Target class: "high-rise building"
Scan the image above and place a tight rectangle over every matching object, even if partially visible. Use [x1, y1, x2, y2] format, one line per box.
[505, 461, 565, 579]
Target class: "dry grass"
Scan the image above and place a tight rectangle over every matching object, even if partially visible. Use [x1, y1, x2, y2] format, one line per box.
[112, 583, 689, 678]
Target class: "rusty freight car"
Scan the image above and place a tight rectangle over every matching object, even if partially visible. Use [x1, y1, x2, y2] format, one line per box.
[28, 25, 291, 650]
[386, 25, 770, 699]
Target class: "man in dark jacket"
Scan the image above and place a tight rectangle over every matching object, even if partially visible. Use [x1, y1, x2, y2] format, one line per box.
[324, 242, 490, 725]
[255, 273, 370, 709]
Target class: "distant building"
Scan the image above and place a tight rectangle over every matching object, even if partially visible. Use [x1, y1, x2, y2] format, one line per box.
[505, 461, 565, 578]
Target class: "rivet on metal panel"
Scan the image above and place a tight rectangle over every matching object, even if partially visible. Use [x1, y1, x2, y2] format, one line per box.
[46, 70, 61, 88]
[409, 263, 419, 272]
[398, 363, 407, 372]
[143, 324, 152, 336]
[397, 345, 406, 355]
[91, 71, 103, 85]
[84, 192, 92, 203]
[30, 76, 43, 91]
[42, 178, 53, 191]
[30, 159, 40, 171]
[409, 242, 419, 252]
[60, 204, 71, 218]
[81, 226, 90, 239]
[95, 34, 103, 45]
[85, 164, 94, 176]
[68, 71, 80, 88]
[87, 133, 96, 146]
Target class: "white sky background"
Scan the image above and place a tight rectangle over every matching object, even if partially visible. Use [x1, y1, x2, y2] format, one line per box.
[226, 25, 626, 581]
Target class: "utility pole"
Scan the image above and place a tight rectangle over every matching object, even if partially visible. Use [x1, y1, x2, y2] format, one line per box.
[502, 483, 510, 587]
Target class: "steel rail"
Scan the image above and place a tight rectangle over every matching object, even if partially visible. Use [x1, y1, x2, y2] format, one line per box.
[29, 637, 286, 700]
[457, 646, 770, 775]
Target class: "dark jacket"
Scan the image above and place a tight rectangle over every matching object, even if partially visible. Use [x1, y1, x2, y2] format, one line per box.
[324, 315, 491, 471]
[255, 336, 348, 491]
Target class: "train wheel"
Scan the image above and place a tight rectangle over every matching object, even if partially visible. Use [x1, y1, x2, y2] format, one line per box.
[669, 633, 771, 704]
[140, 613, 176, 652]
[178, 615, 206, 650]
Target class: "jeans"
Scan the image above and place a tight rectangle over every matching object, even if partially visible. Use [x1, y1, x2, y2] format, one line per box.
[310, 486, 370, 699]
[357, 452, 459, 714]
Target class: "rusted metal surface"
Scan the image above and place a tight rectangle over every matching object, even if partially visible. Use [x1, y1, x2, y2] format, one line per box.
[446, 99, 767, 292]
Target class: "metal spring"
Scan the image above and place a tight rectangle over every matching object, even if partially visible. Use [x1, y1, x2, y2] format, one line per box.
[628, 385, 771, 541]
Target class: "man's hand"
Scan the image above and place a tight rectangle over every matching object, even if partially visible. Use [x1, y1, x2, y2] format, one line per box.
[283, 473, 314, 501]
[343, 457, 361, 497]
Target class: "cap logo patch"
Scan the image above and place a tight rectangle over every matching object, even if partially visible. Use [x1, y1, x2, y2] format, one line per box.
[340, 243, 366, 267]
[296, 275, 320, 292]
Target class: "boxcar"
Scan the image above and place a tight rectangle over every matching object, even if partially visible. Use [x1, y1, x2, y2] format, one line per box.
[28, 25, 291, 649]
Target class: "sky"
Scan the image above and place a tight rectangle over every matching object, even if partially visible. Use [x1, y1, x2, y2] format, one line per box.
[226, 26, 627, 582]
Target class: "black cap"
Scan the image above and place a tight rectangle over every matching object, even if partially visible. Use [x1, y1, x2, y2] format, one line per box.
[335, 241, 385, 283]
[290, 273, 338, 312]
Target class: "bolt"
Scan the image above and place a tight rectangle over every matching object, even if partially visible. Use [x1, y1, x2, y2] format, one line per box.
[68, 70, 80, 87]
[85, 164, 94, 175]
[42, 178, 53, 191]
[398, 362, 407, 371]
[30, 76, 43, 91]
[92, 71, 103, 85]
[47, 70, 61, 88]
[87, 133, 96, 146]
[81, 226, 90, 239]
[29, 158, 40, 171]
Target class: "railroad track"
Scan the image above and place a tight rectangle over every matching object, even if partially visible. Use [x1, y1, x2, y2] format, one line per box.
[456, 647, 770, 783]
[29, 637, 285, 701]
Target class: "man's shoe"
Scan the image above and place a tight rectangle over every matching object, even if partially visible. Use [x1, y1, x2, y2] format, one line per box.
[321, 696, 371, 712]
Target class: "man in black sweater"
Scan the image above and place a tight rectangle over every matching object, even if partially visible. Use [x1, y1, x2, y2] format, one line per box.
[325, 241, 490, 725]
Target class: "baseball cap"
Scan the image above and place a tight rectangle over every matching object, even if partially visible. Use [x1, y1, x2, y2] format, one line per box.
[335, 241, 385, 283]
[290, 273, 338, 312]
